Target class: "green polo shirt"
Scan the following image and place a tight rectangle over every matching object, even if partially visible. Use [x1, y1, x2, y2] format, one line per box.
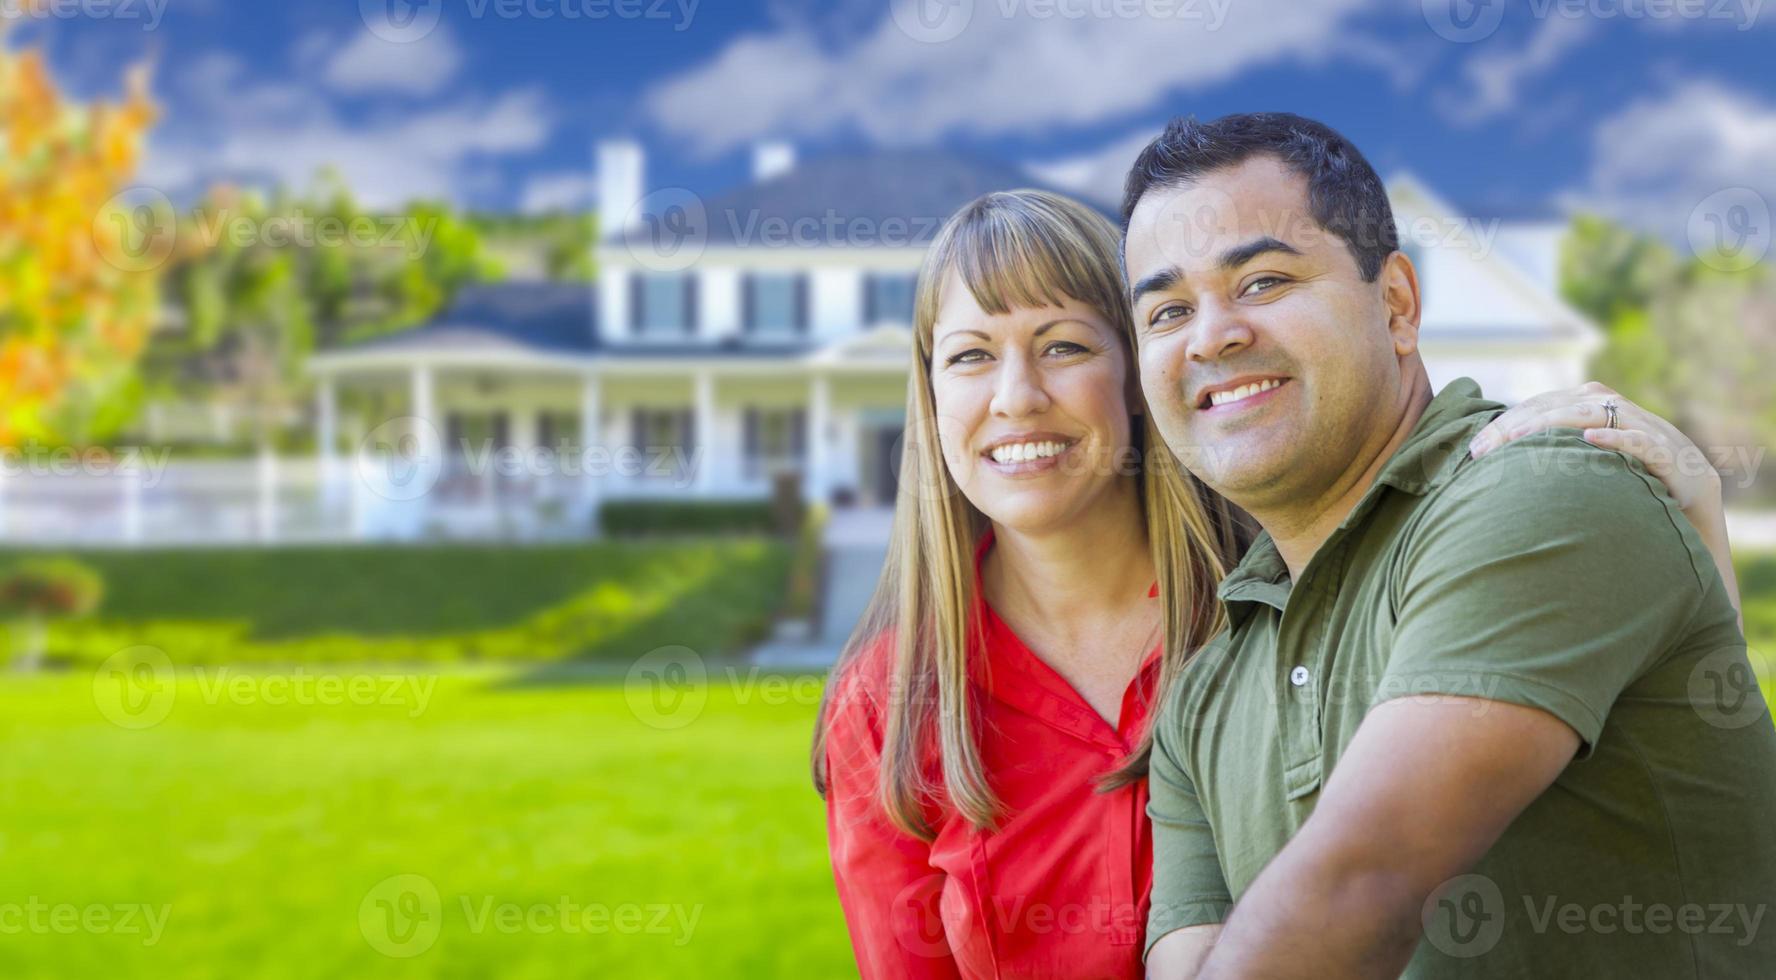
[1146, 378, 1776, 976]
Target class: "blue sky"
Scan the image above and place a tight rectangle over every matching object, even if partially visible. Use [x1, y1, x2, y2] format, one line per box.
[21, 0, 1776, 244]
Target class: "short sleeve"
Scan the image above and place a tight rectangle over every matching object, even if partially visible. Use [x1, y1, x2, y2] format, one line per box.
[1382, 432, 1713, 752]
[1144, 689, 1234, 958]
[823, 655, 963, 980]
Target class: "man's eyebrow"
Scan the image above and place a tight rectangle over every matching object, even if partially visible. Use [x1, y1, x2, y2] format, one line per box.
[1129, 266, 1182, 305]
[1218, 236, 1302, 272]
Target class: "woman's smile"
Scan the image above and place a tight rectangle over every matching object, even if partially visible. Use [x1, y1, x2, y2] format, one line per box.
[980, 432, 1080, 476]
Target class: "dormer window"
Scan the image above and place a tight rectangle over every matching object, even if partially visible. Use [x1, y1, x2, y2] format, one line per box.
[863, 272, 916, 326]
[743, 272, 808, 335]
[631, 273, 697, 337]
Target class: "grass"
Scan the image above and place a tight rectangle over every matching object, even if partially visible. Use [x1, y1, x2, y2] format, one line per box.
[0, 667, 854, 979]
[0, 541, 792, 666]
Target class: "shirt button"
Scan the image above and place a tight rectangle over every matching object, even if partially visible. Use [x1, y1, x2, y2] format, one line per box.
[1289, 666, 1311, 687]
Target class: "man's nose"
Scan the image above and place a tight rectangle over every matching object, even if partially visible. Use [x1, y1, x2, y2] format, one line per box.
[1185, 302, 1256, 363]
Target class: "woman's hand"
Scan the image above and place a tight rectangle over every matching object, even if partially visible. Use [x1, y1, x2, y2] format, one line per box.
[1467, 381, 1741, 623]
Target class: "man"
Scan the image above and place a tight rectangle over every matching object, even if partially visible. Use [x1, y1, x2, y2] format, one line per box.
[1122, 112, 1776, 977]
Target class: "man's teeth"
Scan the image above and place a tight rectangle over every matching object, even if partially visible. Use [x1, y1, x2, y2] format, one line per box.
[989, 441, 1068, 465]
[1209, 378, 1283, 407]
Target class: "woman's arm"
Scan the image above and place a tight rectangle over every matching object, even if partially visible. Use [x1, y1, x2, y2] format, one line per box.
[1468, 381, 1743, 628]
[823, 676, 962, 980]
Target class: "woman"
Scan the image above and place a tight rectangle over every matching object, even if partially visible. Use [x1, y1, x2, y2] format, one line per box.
[813, 190, 1741, 979]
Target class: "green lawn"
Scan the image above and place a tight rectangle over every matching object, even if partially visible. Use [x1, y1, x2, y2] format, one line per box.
[0, 666, 853, 979]
[2, 541, 791, 666]
[0, 547, 1768, 979]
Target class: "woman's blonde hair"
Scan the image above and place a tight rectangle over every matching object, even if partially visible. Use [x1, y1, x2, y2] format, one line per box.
[811, 189, 1242, 840]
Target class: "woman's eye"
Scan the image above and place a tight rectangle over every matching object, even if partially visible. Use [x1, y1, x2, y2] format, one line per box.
[1243, 276, 1285, 296]
[946, 349, 989, 366]
[1043, 341, 1087, 357]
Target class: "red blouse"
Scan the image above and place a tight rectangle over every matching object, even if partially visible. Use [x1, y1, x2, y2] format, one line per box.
[824, 534, 1161, 979]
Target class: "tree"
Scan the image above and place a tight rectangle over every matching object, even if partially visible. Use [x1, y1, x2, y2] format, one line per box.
[1563, 214, 1776, 503]
[0, 33, 157, 447]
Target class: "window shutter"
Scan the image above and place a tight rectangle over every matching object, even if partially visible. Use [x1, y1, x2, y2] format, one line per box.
[628, 273, 644, 332]
[630, 408, 644, 452]
[681, 408, 696, 453]
[791, 408, 807, 459]
[795, 274, 811, 333]
[742, 274, 756, 334]
[862, 273, 876, 325]
[492, 412, 510, 450]
[683, 275, 699, 336]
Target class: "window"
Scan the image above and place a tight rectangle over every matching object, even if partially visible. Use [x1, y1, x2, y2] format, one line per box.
[744, 273, 807, 334]
[629, 408, 695, 481]
[631, 273, 697, 336]
[743, 407, 806, 480]
[864, 273, 916, 326]
[536, 411, 582, 456]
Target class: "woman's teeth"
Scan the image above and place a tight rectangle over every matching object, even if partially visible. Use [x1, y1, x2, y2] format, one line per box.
[1209, 378, 1283, 408]
[989, 441, 1068, 465]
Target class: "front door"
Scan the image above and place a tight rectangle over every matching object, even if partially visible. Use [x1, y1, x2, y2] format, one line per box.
[866, 425, 903, 507]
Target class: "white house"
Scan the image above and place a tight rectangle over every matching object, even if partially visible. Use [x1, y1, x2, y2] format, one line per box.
[293, 143, 1600, 540]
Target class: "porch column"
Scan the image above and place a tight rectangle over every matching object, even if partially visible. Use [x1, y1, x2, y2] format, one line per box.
[410, 365, 438, 465]
[693, 369, 716, 495]
[579, 373, 602, 531]
[316, 374, 338, 502]
[806, 373, 830, 505]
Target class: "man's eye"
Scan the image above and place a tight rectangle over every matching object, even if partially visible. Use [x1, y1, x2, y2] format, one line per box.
[946, 349, 989, 366]
[1149, 305, 1191, 327]
[1243, 276, 1285, 296]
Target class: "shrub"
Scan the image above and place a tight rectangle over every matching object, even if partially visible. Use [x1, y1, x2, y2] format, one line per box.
[601, 500, 779, 537]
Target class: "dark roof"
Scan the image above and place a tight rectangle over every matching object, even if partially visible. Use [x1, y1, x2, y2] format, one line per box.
[343, 282, 597, 355]
[610, 149, 1111, 249]
[330, 281, 824, 359]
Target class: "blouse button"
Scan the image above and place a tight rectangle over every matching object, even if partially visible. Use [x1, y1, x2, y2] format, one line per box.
[1289, 665, 1311, 687]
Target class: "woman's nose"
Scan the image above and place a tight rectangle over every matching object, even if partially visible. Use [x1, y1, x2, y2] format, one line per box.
[990, 354, 1051, 418]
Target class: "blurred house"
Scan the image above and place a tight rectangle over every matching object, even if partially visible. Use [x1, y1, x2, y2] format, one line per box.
[0, 144, 1601, 544]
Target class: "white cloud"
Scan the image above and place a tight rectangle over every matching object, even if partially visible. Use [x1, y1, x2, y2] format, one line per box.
[321, 25, 465, 97]
[1436, 16, 1594, 126]
[1026, 130, 1154, 208]
[643, 0, 1379, 156]
[520, 171, 596, 213]
[1562, 78, 1776, 242]
[143, 45, 552, 209]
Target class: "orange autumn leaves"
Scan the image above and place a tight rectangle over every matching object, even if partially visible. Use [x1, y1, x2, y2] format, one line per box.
[0, 25, 159, 447]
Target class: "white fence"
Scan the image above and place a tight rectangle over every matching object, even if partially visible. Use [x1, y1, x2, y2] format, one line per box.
[0, 454, 604, 546]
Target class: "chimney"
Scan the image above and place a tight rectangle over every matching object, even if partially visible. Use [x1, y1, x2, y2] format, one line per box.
[751, 140, 796, 183]
[597, 139, 645, 237]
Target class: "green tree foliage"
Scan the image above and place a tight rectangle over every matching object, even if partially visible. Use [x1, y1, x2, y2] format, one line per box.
[1563, 215, 1776, 502]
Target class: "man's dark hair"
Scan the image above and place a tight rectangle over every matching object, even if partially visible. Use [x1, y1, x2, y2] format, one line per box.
[1120, 112, 1399, 282]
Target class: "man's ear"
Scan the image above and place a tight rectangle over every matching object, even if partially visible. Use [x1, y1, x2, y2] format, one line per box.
[1381, 249, 1423, 357]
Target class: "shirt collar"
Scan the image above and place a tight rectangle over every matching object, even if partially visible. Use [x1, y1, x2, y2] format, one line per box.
[1214, 378, 1503, 621]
